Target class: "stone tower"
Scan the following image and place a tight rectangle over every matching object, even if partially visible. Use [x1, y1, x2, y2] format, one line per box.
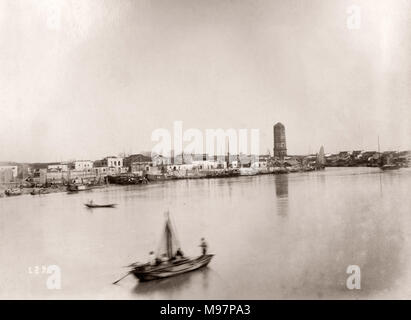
[273, 122, 287, 160]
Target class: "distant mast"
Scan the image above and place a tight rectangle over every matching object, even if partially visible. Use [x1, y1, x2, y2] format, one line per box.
[377, 136, 380, 153]
[377, 135, 383, 166]
[316, 146, 325, 170]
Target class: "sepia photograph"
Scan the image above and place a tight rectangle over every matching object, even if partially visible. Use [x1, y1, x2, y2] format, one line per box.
[1, 0, 411, 309]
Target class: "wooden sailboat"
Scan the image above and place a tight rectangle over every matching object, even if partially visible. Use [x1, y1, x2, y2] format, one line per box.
[125, 212, 213, 282]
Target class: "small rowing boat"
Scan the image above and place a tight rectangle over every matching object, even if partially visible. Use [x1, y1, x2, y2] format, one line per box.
[85, 203, 116, 208]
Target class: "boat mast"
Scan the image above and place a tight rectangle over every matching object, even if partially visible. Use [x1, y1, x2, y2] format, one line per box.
[378, 135, 380, 153]
[165, 211, 173, 259]
[377, 135, 383, 166]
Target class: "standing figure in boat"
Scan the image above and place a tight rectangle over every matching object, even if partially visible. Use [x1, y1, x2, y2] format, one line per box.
[200, 238, 208, 255]
[115, 211, 214, 283]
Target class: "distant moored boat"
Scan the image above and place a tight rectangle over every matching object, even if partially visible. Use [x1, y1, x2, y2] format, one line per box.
[67, 184, 89, 192]
[4, 188, 21, 196]
[380, 164, 401, 171]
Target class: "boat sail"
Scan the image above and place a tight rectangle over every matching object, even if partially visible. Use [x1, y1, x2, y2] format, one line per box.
[156, 212, 181, 260]
[115, 212, 214, 283]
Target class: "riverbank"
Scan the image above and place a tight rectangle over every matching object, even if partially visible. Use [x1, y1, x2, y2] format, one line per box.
[0, 184, 112, 198]
[0, 167, 306, 198]
[5, 163, 406, 199]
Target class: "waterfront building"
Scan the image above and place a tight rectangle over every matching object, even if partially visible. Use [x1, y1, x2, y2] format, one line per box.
[48, 163, 69, 172]
[0, 165, 18, 178]
[192, 160, 226, 170]
[94, 167, 109, 176]
[93, 156, 125, 174]
[74, 160, 93, 172]
[131, 161, 152, 176]
[32, 169, 47, 185]
[251, 161, 268, 173]
[124, 154, 151, 171]
[273, 123, 287, 160]
[0, 168, 14, 184]
[45, 171, 68, 185]
[68, 170, 97, 183]
[152, 154, 172, 166]
[106, 156, 123, 169]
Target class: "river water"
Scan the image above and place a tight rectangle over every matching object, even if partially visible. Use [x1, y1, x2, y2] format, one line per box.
[1, 167, 411, 299]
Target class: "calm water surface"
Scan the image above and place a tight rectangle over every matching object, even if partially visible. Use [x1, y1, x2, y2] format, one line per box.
[1, 167, 411, 299]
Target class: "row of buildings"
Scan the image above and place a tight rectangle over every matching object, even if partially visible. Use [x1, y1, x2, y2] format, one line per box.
[322, 150, 411, 167]
[2, 122, 410, 186]
[1, 152, 283, 187]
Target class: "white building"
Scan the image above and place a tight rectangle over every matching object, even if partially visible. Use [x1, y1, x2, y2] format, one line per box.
[48, 163, 69, 172]
[251, 161, 267, 169]
[0, 165, 18, 178]
[93, 156, 126, 175]
[152, 154, 171, 166]
[192, 160, 226, 170]
[74, 160, 94, 171]
[94, 167, 109, 176]
[106, 157, 123, 169]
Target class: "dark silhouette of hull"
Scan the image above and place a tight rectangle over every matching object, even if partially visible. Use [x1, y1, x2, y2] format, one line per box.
[131, 254, 213, 281]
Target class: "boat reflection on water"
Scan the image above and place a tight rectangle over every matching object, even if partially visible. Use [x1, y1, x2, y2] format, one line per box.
[133, 267, 211, 298]
[275, 174, 289, 217]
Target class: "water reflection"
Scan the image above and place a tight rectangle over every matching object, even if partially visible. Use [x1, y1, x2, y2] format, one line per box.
[275, 174, 289, 217]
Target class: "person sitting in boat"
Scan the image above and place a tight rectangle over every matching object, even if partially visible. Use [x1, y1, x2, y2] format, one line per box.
[148, 251, 156, 266]
[160, 253, 169, 263]
[170, 248, 184, 261]
[176, 248, 184, 258]
[200, 238, 208, 255]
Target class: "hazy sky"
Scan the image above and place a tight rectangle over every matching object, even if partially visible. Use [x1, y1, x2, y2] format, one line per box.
[1, 0, 410, 162]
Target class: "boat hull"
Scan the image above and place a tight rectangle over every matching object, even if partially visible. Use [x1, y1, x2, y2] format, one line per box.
[85, 204, 116, 208]
[380, 165, 401, 171]
[131, 254, 213, 281]
[4, 189, 22, 196]
[67, 184, 90, 192]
